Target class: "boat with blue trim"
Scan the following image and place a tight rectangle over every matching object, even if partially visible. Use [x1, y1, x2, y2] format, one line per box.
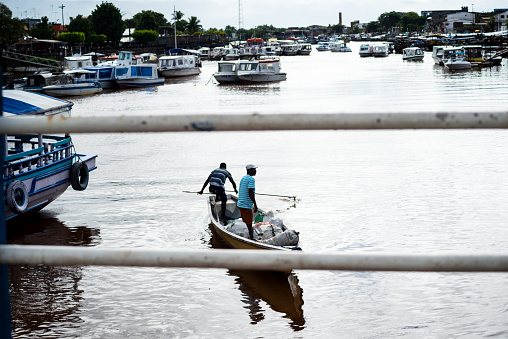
[115, 51, 164, 88]
[2, 90, 97, 225]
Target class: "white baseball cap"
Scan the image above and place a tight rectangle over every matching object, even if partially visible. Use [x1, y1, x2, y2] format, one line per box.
[246, 164, 258, 169]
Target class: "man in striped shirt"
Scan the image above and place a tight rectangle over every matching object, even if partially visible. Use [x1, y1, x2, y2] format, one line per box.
[199, 163, 238, 222]
[237, 164, 258, 240]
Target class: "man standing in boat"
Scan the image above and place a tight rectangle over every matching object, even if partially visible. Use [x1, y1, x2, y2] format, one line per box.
[237, 164, 258, 240]
[199, 163, 238, 222]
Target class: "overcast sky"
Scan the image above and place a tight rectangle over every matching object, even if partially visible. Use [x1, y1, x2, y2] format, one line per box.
[6, 0, 506, 29]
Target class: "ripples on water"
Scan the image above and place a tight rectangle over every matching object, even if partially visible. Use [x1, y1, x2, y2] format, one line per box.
[8, 42, 508, 337]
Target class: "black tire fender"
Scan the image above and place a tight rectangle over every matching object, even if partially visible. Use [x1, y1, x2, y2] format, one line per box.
[70, 161, 89, 191]
[6, 180, 29, 214]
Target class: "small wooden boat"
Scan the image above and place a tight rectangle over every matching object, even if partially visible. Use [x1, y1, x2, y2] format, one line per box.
[207, 194, 301, 251]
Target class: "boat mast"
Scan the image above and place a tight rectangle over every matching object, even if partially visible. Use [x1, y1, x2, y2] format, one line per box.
[238, 0, 243, 41]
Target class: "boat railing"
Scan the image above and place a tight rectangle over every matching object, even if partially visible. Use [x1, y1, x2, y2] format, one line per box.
[4, 135, 72, 177]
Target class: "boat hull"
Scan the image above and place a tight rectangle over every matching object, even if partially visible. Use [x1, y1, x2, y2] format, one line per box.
[43, 82, 102, 97]
[116, 78, 165, 88]
[159, 68, 201, 78]
[213, 74, 240, 84]
[238, 73, 287, 84]
[4, 154, 97, 225]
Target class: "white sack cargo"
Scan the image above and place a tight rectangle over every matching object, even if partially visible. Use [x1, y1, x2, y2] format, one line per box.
[227, 220, 249, 238]
[260, 230, 299, 246]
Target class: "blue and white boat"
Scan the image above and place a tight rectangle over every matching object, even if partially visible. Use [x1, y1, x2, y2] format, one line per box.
[115, 51, 164, 88]
[2, 90, 97, 226]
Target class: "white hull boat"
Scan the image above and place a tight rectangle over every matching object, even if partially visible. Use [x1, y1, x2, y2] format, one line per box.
[329, 41, 352, 52]
[213, 60, 241, 84]
[237, 58, 287, 84]
[158, 55, 201, 78]
[43, 81, 102, 97]
[444, 54, 472, 70]
[402, 47, 424, 61]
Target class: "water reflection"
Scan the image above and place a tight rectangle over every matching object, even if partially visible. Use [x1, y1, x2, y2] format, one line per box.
[208, 224, 305, 331]
[7, 212, 100, 337]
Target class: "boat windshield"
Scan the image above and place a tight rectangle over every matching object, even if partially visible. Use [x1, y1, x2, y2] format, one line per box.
[239, 63, 257, 71]
[218, 63, 235, 72]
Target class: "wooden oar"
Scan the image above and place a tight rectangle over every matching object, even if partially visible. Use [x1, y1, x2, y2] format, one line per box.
[183, 190, 296, 201]
[226, 190, 296, 200]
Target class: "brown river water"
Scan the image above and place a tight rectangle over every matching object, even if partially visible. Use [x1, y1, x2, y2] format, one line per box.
[6, 41, 508, 338]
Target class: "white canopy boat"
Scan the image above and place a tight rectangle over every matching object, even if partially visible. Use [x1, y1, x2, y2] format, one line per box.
[213, 60, 241, 84]
[237, 58, 287, 84]
[444, 52, 472, 70]
[372, 43, 389, 57]
[42, 70, 103, 97]
[2, 90, 97, 226]
[359, 43, 373, 57]
[158, 55, 201, 78]
[329, 41, 352, 52]
[402, 47, 425, 61]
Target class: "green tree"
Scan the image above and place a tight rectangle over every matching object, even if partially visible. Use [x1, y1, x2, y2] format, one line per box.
[378, 11, 402, 32]
[58, 32, 85, 44]
[89, 2, 124, 43]
[171, 10, 187, 32]
[186, 16, 202, 34]
[88, 34, 106, 43]
[68, 15, 93, 41]
[0, 3, 24, 43]
[133, 10, 167, 30]
[332, 23, 345, 34]
[30, 16, 56, 39]
[400, 12, 426, 32]
[132, 29, 158, 44]
[366, 21, 381, 33]
[486, 16, 496, 32]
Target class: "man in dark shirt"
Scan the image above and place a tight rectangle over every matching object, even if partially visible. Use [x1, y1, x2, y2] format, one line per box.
[199, 163, 238, 221]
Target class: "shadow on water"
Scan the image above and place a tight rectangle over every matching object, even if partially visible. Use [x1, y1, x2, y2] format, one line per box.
[207, 224, 305, 331]
[7, 211, 101, 337]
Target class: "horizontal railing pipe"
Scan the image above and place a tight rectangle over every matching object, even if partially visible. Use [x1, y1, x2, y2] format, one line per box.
[1, 112, 508, 134]
[2, 245, 508, 272]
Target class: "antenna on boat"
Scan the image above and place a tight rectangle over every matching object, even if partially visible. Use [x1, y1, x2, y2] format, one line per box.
[173, 6, 177, 49]
[238, 0, 243, 40]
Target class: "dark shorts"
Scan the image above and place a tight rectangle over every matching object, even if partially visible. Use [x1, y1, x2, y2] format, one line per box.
[209, 185, 227, 203]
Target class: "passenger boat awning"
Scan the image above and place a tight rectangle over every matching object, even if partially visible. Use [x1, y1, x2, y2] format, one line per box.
[2, 90, 73, 116]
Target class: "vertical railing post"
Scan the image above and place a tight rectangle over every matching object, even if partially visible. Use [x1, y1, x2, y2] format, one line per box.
[0, 67, 13, 338]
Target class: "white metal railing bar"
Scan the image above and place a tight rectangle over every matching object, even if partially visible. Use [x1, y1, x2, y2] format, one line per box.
[1, 112, 508, 134]
[2, 245, 508, 272]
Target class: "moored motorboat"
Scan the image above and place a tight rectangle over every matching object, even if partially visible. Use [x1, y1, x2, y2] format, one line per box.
[297, 43, 312, 55]
[402, 47, 424, 61]
[329, 41, 352, 52]
[359, 43, 373, 57]
[43, 81, 102, 97]
[372, 43, 389, 57]
[43, 70, 103, 97]
[207, 194, 301, 252]
[213, 60, 241, 84]
[158, 55, 201, 78]
[236, 58, 287, 84]
[444, 52, 472, 70]
[316, 42, 330, 51]
[2, 90, 97, 226]
[115, 51, 164, 88]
